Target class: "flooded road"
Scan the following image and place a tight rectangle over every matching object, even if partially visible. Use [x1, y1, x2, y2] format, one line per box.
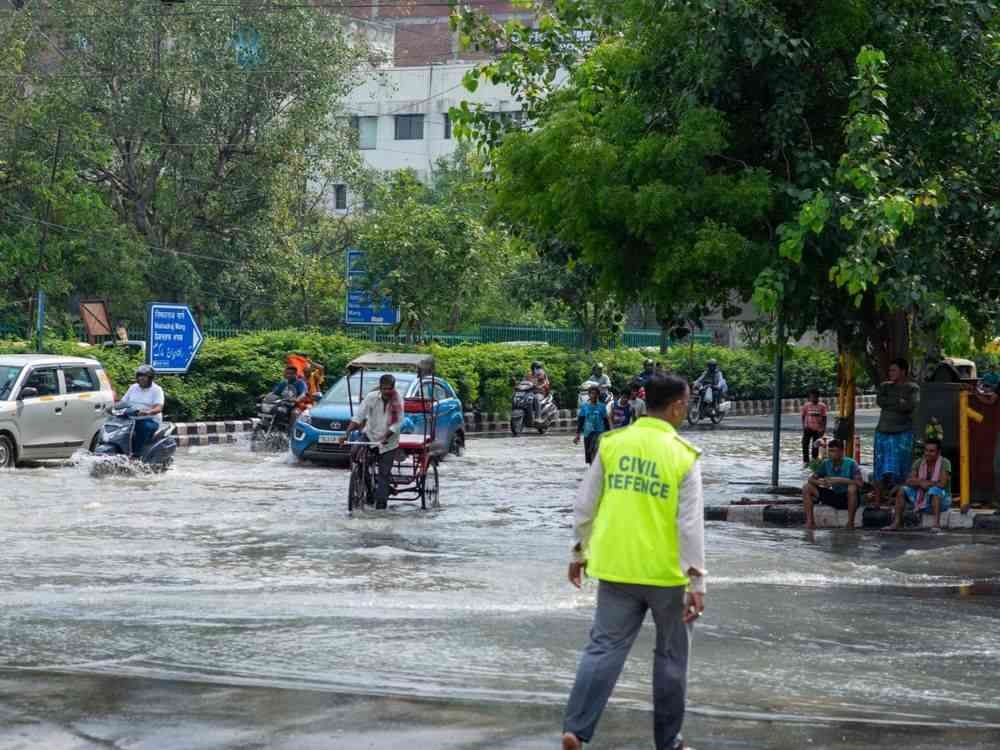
[2, 431, 1000, 748]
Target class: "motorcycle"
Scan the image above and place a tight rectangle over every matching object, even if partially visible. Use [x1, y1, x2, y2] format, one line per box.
[91, 402, 177, 476]
[251, 393, 298, 451]
[510, 380, 558, 435]
[687, 384, 731, 425]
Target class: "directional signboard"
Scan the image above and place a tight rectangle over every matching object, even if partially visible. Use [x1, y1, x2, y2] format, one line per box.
[345, 248, 400, 326]
[147, 303, 204, 374]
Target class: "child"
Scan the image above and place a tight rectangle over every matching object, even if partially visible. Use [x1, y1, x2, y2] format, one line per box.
[574, 385, 611, 464]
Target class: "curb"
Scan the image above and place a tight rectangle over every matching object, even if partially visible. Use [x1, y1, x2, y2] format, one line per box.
[173, 420, 256, 448]
[705, 503, 997, 530]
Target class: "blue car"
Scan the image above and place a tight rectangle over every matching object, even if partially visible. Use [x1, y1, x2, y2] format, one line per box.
[291, 370, 466, 464]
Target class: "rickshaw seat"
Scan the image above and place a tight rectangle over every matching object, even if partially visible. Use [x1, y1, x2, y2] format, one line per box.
[398, 433, 432, 451]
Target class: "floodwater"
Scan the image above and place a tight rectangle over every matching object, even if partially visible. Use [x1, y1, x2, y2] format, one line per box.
[2, 431, 1000, 749]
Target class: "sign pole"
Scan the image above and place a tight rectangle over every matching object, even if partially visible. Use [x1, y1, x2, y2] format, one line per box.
[770, 309, 786, 489]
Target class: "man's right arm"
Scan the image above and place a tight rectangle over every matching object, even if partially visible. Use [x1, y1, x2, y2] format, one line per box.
[677, 458, 706, 594]
[572, 459, 604, 562]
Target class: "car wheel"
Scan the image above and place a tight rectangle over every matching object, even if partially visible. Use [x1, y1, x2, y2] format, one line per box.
[0, 434, 16, 469]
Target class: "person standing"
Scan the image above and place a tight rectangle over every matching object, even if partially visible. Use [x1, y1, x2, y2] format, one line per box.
[575, 385, 611, 464]
[873, 358, 920, 506]
[338, 373, 403, 510]
[563, 375, 706, 750]
[800, 389, 828, 466]
[628, 379, 647, 420]
[123, 365, 165, 457]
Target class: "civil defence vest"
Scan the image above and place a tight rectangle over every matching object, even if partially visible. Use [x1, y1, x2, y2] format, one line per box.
[586, 417, 700, 587]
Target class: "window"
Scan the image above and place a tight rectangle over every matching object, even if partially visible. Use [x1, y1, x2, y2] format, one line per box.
[20, 367, 60, 398]
[444, 113, 452, 140]
[351, 116, 378, 150]
[433, 382, 452, 402]
[63, 366, 99, 394]
[334, 184, 347, 211]
[394, 114, 424, 141]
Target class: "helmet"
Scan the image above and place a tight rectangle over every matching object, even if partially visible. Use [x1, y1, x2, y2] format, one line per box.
[707, 359, 718, 368]
[593, 361, 605, 371]
[644, 358, 654, 367]
[136, 364, 156, 379]
[531, 361, 543, 370]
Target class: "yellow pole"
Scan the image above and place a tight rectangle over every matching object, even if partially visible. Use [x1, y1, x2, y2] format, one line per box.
[959, 390, 984, 511]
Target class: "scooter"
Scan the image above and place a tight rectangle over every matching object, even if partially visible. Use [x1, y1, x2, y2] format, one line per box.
[251, 393, 297, 451]
[510, 380, 558, 435]
[91, 402, 177, 476]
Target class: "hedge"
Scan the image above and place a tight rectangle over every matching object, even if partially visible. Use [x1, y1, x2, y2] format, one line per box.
[2, 333, 852, 421]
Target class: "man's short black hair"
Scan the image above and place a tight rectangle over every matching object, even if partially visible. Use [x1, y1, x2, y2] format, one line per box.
[645, 374, 688, 410]
[828, 439, 844, 450]
[890, 357, 910, 373]
[809, 388, 820, 398]
[285, 365, 297, 371]
[379, 373, 396, 387]
[925, 437, 943, 450]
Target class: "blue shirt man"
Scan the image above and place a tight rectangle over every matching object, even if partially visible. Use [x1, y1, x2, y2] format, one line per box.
[272, 366, 307, 400]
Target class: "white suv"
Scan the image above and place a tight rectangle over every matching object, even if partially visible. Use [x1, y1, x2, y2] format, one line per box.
[0, 354, 116, 468]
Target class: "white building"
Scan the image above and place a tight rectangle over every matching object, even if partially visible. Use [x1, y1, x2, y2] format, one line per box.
[330, 62, 525, 214]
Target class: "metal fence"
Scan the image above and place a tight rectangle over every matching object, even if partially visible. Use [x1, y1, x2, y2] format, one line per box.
[13, 319, 712, 351]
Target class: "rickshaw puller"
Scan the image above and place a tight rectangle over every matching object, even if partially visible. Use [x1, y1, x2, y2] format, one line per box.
[339, 373, 403, 509]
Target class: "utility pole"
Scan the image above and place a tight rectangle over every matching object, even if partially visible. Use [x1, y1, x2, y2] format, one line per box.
[770, 308, 786, 489]
[35, 126, 63, 352]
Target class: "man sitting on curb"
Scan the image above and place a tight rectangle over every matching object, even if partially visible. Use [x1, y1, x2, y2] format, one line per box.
[802, 439, 862, 530]
[883, 437, 952, 533]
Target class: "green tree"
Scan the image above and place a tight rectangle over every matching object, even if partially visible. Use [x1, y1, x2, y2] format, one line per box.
[354, 161, 524, 338]
[3, 0, 370, 327]
[454, 0, 1000, 380]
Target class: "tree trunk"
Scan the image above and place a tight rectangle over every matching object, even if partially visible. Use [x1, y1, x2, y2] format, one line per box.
[861, 305, 911, 384]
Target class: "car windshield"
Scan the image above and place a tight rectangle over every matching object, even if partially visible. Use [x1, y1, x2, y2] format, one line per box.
[322, 372, 414, 405]
[0, 366, 22, 400]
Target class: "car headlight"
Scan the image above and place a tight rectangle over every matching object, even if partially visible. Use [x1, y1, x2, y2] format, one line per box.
[298, 410, 312, 425]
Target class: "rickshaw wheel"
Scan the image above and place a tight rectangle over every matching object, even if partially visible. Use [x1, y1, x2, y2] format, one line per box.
[348, 451, 373, 512]
[422, 461, 440, 510]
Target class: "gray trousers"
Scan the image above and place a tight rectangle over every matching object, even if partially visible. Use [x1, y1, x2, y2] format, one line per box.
[564, 581, 691, 749]
[374, 448, 400, 509]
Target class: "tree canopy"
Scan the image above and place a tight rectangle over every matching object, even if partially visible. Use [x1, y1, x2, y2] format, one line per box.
[455, 0, 1000, 378]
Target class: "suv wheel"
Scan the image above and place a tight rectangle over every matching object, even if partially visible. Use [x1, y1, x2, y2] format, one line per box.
[0, 434, 15, 469]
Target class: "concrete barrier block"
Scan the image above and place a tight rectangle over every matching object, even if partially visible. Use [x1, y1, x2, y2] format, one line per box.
[705, 506, 729, 521]
[973, 513, 1000, 530]
[813, 506, 840, 528]
[727, 505, 764, 525]
[945, 510, 974, 529]
[862, 507, 891, 528]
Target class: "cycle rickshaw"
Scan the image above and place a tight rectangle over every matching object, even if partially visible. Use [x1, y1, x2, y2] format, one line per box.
[345, 353, 441, 512]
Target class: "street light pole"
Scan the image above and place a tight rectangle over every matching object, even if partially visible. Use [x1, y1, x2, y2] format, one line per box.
[35, 126, 63, 352]
[770, 308, 786, 489]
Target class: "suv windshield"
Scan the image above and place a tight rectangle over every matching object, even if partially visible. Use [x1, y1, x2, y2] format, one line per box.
[322, 372, 415, 405]
[0, 366, 22, 400]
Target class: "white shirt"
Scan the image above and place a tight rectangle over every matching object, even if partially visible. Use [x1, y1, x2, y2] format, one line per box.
[123, 383, 165, 424]
[356, 389, 403, 453]
[572, 454, 707, 593]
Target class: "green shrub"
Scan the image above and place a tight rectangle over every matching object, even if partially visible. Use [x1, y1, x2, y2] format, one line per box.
[1, 334, 856, 420]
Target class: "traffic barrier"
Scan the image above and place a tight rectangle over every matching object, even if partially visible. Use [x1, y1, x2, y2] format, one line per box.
[173, 419, 255, 447]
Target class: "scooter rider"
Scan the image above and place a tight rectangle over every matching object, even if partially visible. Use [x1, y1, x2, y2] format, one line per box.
[123, 365, 165, 457]
[636, 358, 655, 386]
[591, 362, 612, 401]
[693, 359, 727, 404]
[527, 361, 551, 419]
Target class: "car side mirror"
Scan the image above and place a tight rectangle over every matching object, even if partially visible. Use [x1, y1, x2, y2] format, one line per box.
[18, 387, 39, 400]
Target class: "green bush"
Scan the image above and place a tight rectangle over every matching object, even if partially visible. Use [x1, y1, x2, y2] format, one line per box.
[1, 334, 854, 420]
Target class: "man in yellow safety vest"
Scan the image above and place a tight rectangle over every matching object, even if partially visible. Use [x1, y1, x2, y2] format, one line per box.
[562, 374, 706, 750]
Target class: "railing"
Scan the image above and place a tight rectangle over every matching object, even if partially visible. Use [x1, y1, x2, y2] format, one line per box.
[50, 319, 714, 351]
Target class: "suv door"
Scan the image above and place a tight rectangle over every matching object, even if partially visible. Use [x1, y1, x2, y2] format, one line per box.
[16, 365, 70, 460]
[433, 381, 462, 451]
[62, 364, 110, 451]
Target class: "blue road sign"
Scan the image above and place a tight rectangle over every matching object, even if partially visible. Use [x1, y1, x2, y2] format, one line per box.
[346, 248, 400, 326]
[147, 303, 204, 374]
